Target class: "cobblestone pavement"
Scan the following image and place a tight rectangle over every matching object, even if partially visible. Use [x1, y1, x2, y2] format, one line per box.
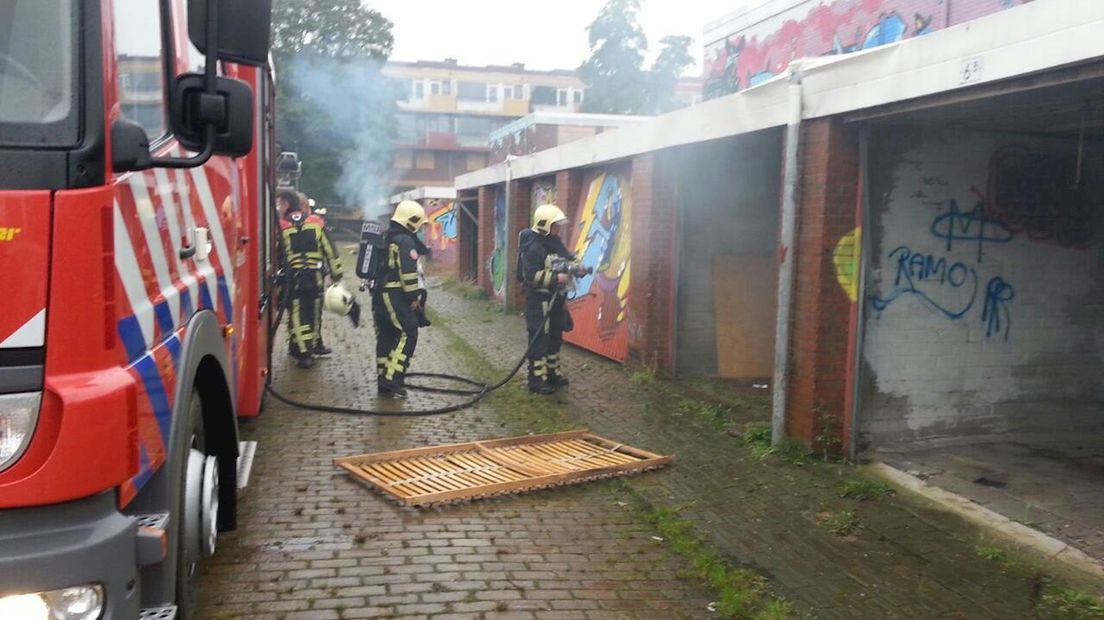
[397, 279, 1095, 619]
[197, 271, 716, 618]
[199, 261, 1095, 619]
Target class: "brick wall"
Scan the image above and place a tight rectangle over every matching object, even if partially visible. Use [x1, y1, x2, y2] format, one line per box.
[787, 118, 861, 450]
[555, 170, 583, 223]
[859, 127, 1104, 447]
[629, 153, 679, 373]
[477, 186, 495, 295]
[506, 179, 532, 312]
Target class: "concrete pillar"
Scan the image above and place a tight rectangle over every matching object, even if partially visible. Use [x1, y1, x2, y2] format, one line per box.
[477, 185, 495, 296]
[786, 117, 861, 453]
[628, 153, 678, 374]
[505, 179, 531, 312]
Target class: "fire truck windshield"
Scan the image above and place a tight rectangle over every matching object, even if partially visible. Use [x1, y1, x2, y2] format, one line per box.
[0, 0, 78, 146]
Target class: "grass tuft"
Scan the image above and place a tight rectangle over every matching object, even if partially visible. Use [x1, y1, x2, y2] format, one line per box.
[1037, 588, 1104, 620]
[837, 478, 894, 501]
[643, 505, 796, 619]
[818, 511, 862, 537]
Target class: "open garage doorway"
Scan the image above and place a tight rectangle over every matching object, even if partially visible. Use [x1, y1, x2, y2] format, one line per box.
[854, 69, 1104, 560]
[666, 129, 784, 379]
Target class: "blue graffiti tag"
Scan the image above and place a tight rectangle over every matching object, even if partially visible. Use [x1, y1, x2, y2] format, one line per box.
[982, 277, 1015, 341]
[870, 246, 979, 320]
[930, 199, 1015, 262]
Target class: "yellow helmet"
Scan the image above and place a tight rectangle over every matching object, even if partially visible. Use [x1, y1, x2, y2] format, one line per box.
[392, 200, 427, 233]
[532, 204, 567, 235]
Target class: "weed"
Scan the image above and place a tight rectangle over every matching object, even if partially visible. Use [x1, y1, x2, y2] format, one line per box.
[630, 370, 656, 385]
[1037, 587, 1104, 620]
[742, 423, 773, 449]
[837, 478, 894, 501]
[819, 511, 862, 537]
[633, 499, 793, 619]
[974, 544, 1009, 564]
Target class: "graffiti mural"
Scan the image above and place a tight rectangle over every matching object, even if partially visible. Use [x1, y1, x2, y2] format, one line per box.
[425, 199, 459, 268]
[833, 227, 862, 302]
[871, 189, 1017, 341]
[490, 188, 507, 300]
[704, 0, 1030, 99]
[531, 180, 557, 211]
[564, 170, 631, 361]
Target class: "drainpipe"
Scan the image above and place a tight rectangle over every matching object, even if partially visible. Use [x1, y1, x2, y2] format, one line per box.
[503, 156, 515, 314]
[771, 62, 805, 448]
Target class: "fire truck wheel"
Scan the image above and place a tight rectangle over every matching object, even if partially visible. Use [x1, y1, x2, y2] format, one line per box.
[177, 388, 216, 619]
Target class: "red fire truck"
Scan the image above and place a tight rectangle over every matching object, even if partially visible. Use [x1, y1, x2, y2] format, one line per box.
[0, 0, 276, 617]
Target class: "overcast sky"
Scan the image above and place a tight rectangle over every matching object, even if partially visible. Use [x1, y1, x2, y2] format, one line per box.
[364, 0, 755, 75]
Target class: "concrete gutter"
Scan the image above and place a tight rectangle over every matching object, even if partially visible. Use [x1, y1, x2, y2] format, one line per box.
[869, 462, 1104, 582]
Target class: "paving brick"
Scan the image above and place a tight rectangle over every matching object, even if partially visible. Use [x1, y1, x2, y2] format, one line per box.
[197, 255, 1051, 620]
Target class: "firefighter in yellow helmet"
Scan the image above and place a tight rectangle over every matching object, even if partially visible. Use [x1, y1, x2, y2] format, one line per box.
[277, 190, 343, 369]
[299, 192, 333, 357]
[518, 204, 588, 394]
[372, 200, 429, 397]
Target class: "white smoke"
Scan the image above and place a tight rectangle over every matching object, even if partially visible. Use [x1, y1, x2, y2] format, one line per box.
[285, 55, 398, 216]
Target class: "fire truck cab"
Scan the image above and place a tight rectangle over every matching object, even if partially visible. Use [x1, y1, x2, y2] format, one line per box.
[0, 0, 276, 618]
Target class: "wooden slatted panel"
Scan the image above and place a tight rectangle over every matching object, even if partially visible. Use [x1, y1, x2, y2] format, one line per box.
[335, 430, 672, 506]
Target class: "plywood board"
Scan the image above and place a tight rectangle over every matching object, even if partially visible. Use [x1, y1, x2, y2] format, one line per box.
[712, 254, 777, 379]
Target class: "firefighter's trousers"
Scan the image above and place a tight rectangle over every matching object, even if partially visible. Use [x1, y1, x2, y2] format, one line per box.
[287, 269, 324, 357]
[372, 290, 419, 385]
[525, 291, 565, 384]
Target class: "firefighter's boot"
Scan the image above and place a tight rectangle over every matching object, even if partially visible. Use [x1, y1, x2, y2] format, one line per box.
[378, 377, 408, 399]
[548, 373, 569, 388]
[296, 355, 315, 369]
[313, 341, 333, 357]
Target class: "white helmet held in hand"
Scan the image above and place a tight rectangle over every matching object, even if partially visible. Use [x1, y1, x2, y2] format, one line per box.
[324, 283, 354, 316]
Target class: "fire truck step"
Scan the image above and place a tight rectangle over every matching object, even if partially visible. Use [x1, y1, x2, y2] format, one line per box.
[135, 512, 170, 566]
[138, 605, 177, 620]
[237, 441, 257, 490]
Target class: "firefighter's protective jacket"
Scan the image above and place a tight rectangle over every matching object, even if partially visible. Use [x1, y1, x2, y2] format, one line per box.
[380, 222, 427, 297]
[519, 229, 574, 294]
[279, 212, 343, 275]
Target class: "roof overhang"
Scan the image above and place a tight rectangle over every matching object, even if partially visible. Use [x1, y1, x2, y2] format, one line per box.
[389, 186, 458, 205]
[456, 0, 1104, 190]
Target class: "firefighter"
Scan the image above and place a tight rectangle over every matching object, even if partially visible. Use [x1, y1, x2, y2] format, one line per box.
[300, 192, 332, 357]
[373, 200, 429, 398]
[278, 190, 343, 369]
[518, 204, 587, 395]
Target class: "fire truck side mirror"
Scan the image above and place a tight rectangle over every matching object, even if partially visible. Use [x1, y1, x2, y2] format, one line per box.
[170, 74, 254, 157]
[111, 119, 154, 172]
[188, 0, 273, 67]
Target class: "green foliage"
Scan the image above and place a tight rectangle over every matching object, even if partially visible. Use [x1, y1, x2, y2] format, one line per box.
[271, 0, 397, 208]
[974, 544, 1009, 564]
[646, 36, 695, 113]
[273, 0, 393, 59]
[646, 507, 795, 619]
[819, 511, 862, 537]
[837, 478, 894, 501]
[579, 0, 694, 115]
[1037, 588, 1104, 620]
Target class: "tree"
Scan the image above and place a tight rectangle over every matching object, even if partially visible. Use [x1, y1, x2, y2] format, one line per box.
[578, 0, 695, 115]
[646, 36, 694, 113]
[271, 0, 397, 209]
[272, 0, 393, 60]
[579, 0, 648, 114]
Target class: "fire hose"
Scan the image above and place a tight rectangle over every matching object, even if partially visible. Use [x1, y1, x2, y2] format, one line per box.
[262, 267, 587, 416]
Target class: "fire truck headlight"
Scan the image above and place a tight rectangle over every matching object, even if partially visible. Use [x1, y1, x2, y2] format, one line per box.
[0, 392, 41, 472]
[0, 585, 105, 620]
